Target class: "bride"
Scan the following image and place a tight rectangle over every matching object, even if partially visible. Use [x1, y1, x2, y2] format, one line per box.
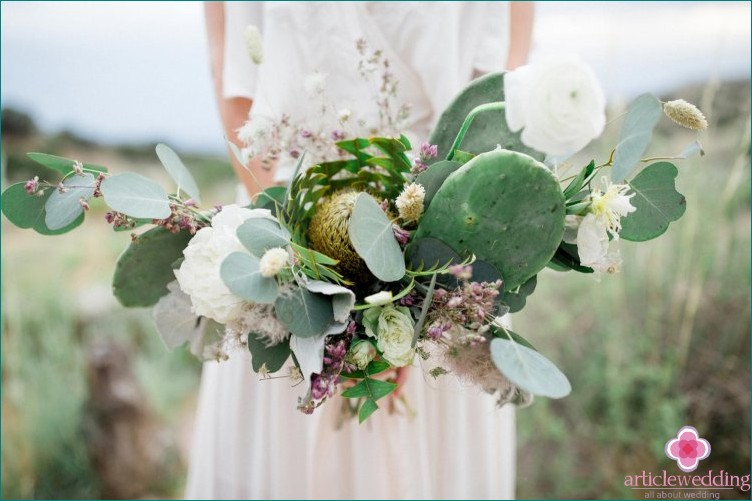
[187, 2, 534, 499]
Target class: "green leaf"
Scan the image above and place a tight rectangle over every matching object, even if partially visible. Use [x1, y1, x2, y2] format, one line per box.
[341, 359, 391, 379]
[500, 275, 537, 313]
[548, 243, 594, 274]
[490, 336, 571, 398]
[220, 252, 278, 304]
[620, 162, 686, 241]
[253, 186, 287, 211]
[274, 287, 333, 338]
[358, 399, 379, 423]
[155, 143, 201, 203]
[26, 152, 107, 174]
[450, 149, 476, 165]
[341, 377, 397, 400]
[611, 94, 662, 182]
[414, 160, 461, 208]
[44, 172, 96, 230]
[563, 161, 596, 200]
[112, 226, 192, 307]
[100, 172, 172, 219]
[236, 217, 290, 257]
[1, 182, 84, 234]
[428, 72, 543, 162]
[247, 333, 291, 373]
[348, 193, 406, 282]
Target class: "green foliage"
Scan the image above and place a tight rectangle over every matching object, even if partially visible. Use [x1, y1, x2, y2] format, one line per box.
[340, 359, 391, 379]
[247, 333, 291, 373]
[220, 252, 278, 304]
[341, 376, 398, 423]
[611, 93, 663, 182]
[348, 193, 406, 282]
[1, 182, 84, 234]
[563, 161, 597, 200]
[236, 217, 290, 255]
[427, 72, 543, 161]
[274, 287, 334, 338]
[548, 242, 594, 273]
[112, 227, 192, 307]
[500, 275, 537, 313]
[253, 186, 287, 211]
[414, 149, 566, 291]
[620, 162, 686, 241]
[155, 143, 202, 203]
[414, 160, 461, 208]
[490, 335, 572, 398]
[44, 172, 96, 230]
[27, 152, 108, 175]
[100, 172, 172, 219]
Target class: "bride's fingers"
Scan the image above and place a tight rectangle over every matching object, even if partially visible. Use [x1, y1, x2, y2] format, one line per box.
[392, 366, 410, 397]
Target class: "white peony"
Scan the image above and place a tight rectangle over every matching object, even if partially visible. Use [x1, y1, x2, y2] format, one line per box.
[174, 205, 273, 325]
[504, 57, 606, 157]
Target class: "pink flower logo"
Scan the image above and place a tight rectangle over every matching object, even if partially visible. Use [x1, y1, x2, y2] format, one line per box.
[665, 426, 711, 472]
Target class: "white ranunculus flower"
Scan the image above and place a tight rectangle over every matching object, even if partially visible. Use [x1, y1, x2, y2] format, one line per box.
[504, 57, 606, 157]
[372, 306, 416, 367]
[174, 205, 272, 325]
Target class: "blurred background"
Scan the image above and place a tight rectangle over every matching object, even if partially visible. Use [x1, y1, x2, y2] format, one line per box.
[1, 1, 749, 499]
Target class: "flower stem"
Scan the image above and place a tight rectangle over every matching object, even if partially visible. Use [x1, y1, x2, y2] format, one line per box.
[446, 102, 506, 161]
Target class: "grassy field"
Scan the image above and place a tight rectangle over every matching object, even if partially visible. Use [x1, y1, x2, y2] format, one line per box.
[1, 81, 750, 499]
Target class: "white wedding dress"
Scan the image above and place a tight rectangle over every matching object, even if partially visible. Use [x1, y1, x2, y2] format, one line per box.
[186, 3, 517, 499]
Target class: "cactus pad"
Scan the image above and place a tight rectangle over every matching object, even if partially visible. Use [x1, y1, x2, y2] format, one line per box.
[413, 149, 565, 290]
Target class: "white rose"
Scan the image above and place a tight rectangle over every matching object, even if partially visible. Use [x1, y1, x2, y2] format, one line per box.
[504, 57, 606, 157]
[367, 306, 415, 367]
[174, 205, 272, 325]
[347, 340, 377, 370]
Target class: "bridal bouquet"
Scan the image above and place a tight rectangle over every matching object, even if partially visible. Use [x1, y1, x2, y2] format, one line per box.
[2, 51, 708, 422]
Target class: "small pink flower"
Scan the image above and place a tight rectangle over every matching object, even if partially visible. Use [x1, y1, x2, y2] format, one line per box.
[665, 426, 710, 472]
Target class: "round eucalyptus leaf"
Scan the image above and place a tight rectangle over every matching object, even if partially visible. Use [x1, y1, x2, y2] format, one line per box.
[236, 217, 290, 257]
[275, 287, 333, 338]
[348, 193, 405, 282]
[490, 337, 571, 399]
[44, 173, 96, 230]
[220, 252, 278, 304]
[100, 172, 171, 219]
[155, 143, 201, 203]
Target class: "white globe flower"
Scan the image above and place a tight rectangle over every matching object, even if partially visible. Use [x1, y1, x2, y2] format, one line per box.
[504, 57, 606, 157]
[371, 306, 416, 367]
[259, 247, 289, 278]
[174, 205, 273, 325]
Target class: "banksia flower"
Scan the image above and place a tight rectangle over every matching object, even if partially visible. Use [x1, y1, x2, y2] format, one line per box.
[663, 99, 708, 131]
[395, 183, 425, 223]
[308, 190, 370, 281]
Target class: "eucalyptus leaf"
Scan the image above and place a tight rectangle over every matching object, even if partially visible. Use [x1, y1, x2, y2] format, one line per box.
[113, 226, 192, 307]
[348, 193, 406, 282]
[152, 281, 203, 351]
[275, 286, 333, 338]
[155, 143, 201, 203]
[220, 252, 278, 304]
[44, 173, 96, 230]
[490, 336, 571, 398]
[247, 333, 291, 373]
[289, 333, 327, 381]
[236, 217, 291, 257]
[1, 182, 84, 234]
[620, 162, 686, 241]
[100, 172, 172, 219]
[304, 280, 355, 323]
[611, 94, 662, 182]
[26, 152, 108, 174]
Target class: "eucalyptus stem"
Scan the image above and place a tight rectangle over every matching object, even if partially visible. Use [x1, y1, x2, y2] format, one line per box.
[446, 102, 506, 161]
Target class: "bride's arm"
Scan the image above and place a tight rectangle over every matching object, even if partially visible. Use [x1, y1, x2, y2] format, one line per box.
[204, 2, 274, 196]
[508, 2, 535, 70]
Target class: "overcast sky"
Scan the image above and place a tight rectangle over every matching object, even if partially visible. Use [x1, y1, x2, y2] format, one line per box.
[2, 1, 750, 154]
